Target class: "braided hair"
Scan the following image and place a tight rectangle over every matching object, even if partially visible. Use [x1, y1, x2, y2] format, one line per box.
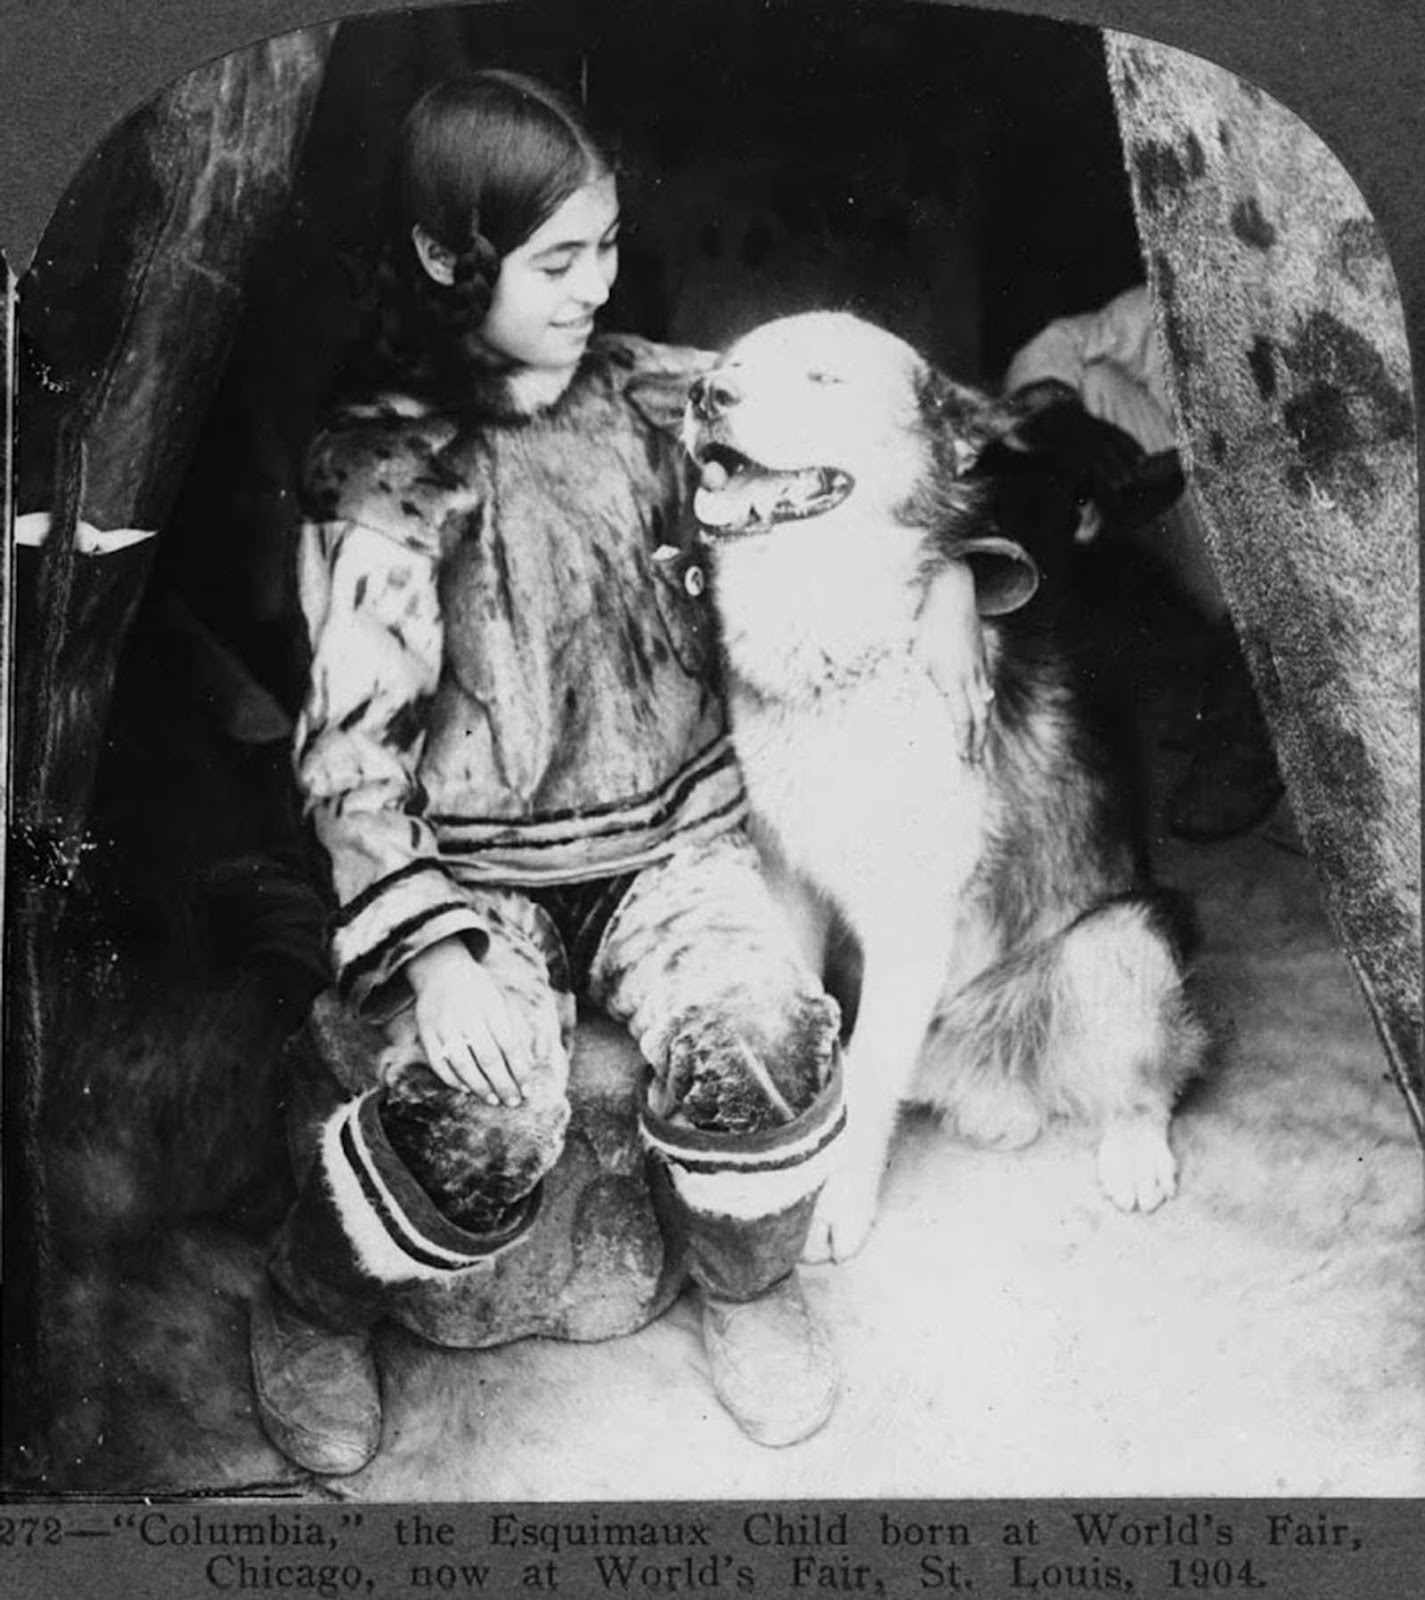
[341, 70, 614, 404]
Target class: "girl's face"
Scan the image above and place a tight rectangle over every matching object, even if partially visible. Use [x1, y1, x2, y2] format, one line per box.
[477, 174, 620, 377]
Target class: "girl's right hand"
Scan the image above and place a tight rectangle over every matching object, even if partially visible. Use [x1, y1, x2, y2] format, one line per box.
[918, 560, 993, 764]
[404, 938, 531, 1106]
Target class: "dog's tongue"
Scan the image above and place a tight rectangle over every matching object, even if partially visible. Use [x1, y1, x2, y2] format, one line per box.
[695, 459, 812, 531]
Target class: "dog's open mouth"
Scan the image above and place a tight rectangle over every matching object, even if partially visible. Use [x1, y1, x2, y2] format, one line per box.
[692, 443, 854, 538]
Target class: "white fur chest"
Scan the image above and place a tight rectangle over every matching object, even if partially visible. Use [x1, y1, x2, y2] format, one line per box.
[730, 660, 988, 922]
[708, 511, 928, 701]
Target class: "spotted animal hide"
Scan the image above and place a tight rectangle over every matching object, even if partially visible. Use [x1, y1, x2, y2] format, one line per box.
[1105, 36, 1422, 1137]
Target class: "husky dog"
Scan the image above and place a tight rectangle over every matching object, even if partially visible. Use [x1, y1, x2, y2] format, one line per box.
[684, 311, 1207, 1263]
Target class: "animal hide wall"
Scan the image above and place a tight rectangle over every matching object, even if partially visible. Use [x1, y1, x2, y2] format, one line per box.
[1104, 35, 1423, 1139]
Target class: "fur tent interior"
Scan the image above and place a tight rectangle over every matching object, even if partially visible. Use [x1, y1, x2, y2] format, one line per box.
[4, 0, 1421, 1501]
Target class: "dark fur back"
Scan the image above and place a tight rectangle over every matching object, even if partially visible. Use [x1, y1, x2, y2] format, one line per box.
[907, 371, 1166, 943]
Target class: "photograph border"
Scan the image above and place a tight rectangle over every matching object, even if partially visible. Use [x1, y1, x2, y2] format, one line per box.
[2, 1, 1422, 1595]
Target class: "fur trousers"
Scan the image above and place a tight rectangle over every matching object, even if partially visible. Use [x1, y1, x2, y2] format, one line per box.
[269, 833, 845, 1331]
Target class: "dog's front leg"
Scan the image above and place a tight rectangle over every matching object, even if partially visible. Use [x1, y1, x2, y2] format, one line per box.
[802, 931, 952, 1264]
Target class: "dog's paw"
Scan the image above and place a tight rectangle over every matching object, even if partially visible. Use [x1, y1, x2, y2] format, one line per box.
[1096, 1117, 1177, 1213]
[801, 1166, 880, 1264]
[947, 1082, 1043, 1151]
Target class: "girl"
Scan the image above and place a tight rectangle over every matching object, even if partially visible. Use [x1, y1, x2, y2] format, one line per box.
[249, 70, 854, 1475]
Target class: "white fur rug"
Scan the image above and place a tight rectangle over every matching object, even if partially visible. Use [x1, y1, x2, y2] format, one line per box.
[329, 821, 1421, 1501]
[22, 774, 1422, 1499]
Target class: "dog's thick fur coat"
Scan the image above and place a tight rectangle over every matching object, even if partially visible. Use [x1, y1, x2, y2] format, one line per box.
[685, 312, 1208, 1261]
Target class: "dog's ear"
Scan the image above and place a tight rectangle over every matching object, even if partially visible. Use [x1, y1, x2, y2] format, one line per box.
[956, 535, 1041, 617]
[998, 379, 1144, 481]
[916, 363, 999, 476]
[993, 380, 1186, 539]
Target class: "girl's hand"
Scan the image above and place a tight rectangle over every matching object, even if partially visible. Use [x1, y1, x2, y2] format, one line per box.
[918, 561, 993, 764]
[404, 939, 531, 1106]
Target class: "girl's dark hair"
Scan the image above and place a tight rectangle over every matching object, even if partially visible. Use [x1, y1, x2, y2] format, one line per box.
[342, 70, 613, 400]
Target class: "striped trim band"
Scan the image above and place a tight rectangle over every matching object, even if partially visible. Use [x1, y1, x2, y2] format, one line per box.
[440, 795, 748, 888]
[337, 900, 490, 1000]
[432, 736, 742, 850]
[640, 1056, 846, 1221]
[319, 1095, 538, 1284]
[333, 859, 448, 931]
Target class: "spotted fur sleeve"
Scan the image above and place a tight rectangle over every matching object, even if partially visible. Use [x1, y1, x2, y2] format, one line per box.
[293, 512, 491, 1017]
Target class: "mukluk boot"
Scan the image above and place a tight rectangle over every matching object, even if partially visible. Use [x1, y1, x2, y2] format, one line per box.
[701, 1270, 838, 1447]
[249, 1278, 382, 1477]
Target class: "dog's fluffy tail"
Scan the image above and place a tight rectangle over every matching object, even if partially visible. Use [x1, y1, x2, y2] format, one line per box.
[910, 891, 1209, 1149]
